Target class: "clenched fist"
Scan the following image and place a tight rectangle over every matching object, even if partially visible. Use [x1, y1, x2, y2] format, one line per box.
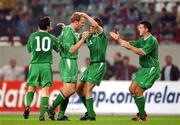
[82, 31, 89, 40]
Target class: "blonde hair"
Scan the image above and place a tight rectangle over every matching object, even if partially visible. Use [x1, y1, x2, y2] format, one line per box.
[70, 13, 81, 23]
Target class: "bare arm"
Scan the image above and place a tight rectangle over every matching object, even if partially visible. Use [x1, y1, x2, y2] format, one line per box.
[109, 32, 145, 56]
[69, 31, 89, 53]
[77, 12, 103, 33]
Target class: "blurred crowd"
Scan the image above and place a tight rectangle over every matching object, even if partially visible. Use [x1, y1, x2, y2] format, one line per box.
[103, 53, 180, 81]
[0, 0, 180, 45]
[0, 53, 179, 81]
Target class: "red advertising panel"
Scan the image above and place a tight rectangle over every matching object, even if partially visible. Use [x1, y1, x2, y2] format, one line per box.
[0, 81, 63, 112]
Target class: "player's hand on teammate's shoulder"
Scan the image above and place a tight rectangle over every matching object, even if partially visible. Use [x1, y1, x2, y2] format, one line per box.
[82, 31, 89, 40]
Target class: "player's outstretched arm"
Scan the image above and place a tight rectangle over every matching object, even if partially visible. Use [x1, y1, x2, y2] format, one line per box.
[69, 31, 89, 53]
[109, 31, 144, 56]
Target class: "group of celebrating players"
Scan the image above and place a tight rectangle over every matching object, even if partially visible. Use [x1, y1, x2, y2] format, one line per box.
[23, 12, 160, 122]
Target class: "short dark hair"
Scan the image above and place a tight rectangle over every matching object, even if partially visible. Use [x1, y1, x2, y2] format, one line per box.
[94, 18, 103, 27]
[38, 16, 50, 30]
[140, 21, 152, 32]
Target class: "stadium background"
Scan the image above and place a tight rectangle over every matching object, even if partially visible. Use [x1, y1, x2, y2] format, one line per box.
[0, 0, 180, 124]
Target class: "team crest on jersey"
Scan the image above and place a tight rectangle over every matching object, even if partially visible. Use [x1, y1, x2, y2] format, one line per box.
[75, 33, 80, 41]
[89, 40, 93, 45]
[75, 33, 80, 40]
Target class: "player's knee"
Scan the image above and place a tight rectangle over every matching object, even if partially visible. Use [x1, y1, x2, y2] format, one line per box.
[135, 91, 144, 96]
[85, 89, 92, 97]
[129, 86, 135, 94]
[69, 88, 76, 96]
[85, 93, 92, 98]
[28, 86, 36, 92]
[76, 87, 83, 96]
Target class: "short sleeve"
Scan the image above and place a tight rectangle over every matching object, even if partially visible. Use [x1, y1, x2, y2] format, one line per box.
[53, 37, 61, 53]
[140, 39, 155, 55]
[129, 38, 141, 48]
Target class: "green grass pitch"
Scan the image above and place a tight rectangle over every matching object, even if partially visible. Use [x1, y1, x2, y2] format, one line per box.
[0, 115, 180, 125]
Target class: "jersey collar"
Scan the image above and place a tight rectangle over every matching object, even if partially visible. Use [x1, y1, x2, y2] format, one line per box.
[39, 30, 48, 33]
[144, 34, 151, 40]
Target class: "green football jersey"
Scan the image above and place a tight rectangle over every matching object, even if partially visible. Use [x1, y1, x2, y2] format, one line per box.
[129, 35, 159, 68]
[27, 31, 60, 64]
[59, 25, 80, 59]
[85, 32, 108, 62]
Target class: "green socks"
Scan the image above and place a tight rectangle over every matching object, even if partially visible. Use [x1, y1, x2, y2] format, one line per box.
[50, 92, 66, 111]
[40, 97, 48, 117]
[80, 96, 87, 108]
[86, 97, 95, 118]
[26, 91, 34, 107]
[133, 95, 145, 118]
[58, 98, 69, 118]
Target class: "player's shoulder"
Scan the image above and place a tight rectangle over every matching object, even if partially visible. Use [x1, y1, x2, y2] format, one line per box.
[48, 33, 56, 38]
[48, 34, 59, 43]
[135, 36, 143, 42]
[63, 25, 74, 35]
[148, 35, 158, 44]
[104, 31, 109, 38]
[151, 35, 158, 42]
[102, 32, 109, 41]
[64, 25, 72, 31]
[97, 31, 108, 38]
[29, 31, 38, 37]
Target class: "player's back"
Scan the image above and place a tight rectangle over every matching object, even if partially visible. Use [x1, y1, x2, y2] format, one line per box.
[27, 31, 58, 64]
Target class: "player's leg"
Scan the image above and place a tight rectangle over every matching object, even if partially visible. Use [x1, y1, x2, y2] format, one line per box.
[23, 64, 39, 119]
[39, 87, 49, 121]
[77, 68, 89, 108]
[48, 59, 78, 120]
[55, 59, 70, 120]
[23, 86, 36, 119]
[84, 83, 96, 120]
[134, 85, 147, 120]
[57, 83, 69, 120]
[76, 83, 86, 107]
[56, 83, 76, 121]
[39, 63, 53, 121]
[26, 86, 36, 108]
[82, 62, 106, 121]
[129, 81, 146, 121]
[77, 68, 90, 120]
[48, 83, 76, 120]
[130, 67, 160, 121]
[76, 83, 89, 120]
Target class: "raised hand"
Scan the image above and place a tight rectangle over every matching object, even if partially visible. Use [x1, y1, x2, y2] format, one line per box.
[109, 31, 120, 41]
